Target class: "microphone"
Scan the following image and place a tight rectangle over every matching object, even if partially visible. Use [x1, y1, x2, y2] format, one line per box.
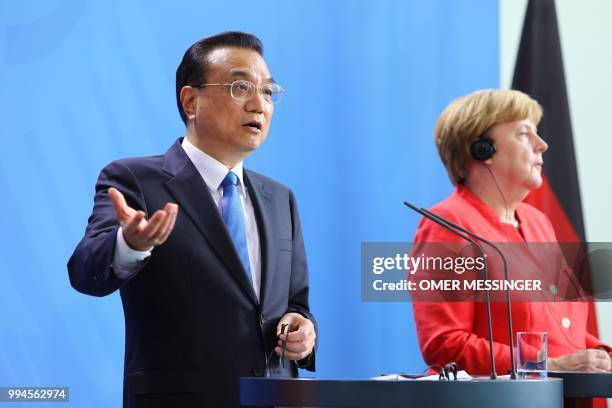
[419, 207, 517, 379]
[404, 201, 497, 379]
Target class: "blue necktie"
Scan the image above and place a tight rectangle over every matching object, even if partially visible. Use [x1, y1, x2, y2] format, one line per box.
[220, 171, 252, 285]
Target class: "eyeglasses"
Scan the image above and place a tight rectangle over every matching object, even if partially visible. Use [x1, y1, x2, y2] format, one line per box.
[193, 80, 285, 104]
[428, 362, 458, 380]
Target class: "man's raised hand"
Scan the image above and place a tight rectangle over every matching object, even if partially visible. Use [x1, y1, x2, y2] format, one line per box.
[108, 187, 178, 251]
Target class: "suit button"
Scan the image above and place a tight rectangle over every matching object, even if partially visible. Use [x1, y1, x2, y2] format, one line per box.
[259, 314, 265, 326]
[253, 368, 265, 377]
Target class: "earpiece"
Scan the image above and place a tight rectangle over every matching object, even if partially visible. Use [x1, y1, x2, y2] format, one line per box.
[470, 136, 496, 161]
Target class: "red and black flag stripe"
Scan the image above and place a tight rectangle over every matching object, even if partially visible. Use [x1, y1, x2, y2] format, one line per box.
[512, 0, 584, 243]
[511, 2, 603, 407]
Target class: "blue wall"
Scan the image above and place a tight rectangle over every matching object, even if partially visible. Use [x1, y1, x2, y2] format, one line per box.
[0, 1, 498, 406]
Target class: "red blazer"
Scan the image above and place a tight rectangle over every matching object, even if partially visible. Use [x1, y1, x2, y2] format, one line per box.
[412, 186, 609, 375]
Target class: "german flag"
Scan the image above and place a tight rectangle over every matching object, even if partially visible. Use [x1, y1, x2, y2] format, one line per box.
[512, 0, 584, 243]
[512, 1, 603, 407]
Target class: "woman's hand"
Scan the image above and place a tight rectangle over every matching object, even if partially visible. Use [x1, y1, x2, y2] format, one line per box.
[548, 349, 611, 372]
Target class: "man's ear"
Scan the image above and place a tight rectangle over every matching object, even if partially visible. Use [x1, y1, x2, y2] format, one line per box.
[180, 86, 197, 121]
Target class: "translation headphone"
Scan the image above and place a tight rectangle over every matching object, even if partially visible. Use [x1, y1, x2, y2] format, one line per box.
[470, 136, 496, 161]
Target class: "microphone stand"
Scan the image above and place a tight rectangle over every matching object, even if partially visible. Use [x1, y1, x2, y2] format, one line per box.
[419, 207, 517, 379]
[404, 201, 497, 379]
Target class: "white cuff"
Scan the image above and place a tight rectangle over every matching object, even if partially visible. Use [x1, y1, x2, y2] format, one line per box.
[112, 227, 151, 279]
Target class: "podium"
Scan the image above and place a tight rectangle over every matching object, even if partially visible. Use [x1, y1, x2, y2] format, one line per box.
[549, 371, 612, 398]
[240, 377, 563, 407]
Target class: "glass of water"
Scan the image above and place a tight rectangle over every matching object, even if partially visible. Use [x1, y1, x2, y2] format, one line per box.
[516, 332, 548, 379]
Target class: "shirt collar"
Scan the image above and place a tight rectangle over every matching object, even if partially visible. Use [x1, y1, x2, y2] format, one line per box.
[456, 184, 524, 229]
[181, 137, 245, 192]
[456, 184, 503, 224]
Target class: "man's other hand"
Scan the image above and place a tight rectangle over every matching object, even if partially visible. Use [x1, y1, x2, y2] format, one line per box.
[275, 312, 316, 361]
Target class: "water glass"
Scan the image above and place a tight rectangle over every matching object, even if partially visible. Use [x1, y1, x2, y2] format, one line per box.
[516, 332, 548, 379]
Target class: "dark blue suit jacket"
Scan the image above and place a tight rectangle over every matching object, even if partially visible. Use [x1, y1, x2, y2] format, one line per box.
[68, 139, 315, 407]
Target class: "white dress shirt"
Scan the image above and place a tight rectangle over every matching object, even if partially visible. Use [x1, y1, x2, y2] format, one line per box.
[112, 138, 262, 300]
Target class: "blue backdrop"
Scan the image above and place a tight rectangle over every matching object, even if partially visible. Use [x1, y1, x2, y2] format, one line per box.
[0, 1, 498, 406]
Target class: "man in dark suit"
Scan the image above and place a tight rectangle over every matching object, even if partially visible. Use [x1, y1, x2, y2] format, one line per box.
[68, 31, 316, 407]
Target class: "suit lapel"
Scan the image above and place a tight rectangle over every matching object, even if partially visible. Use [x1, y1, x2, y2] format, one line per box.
[244, 170, 277, 308]
[162, 140, 258, 305]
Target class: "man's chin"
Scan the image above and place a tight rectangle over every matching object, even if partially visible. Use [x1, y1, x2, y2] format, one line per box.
[241, 136, 265, 151]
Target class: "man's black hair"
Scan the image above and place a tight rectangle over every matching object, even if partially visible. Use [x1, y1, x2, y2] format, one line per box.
[175, 31, 264, 124]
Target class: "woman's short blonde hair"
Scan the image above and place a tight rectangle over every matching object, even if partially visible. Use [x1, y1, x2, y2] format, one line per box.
[435, 89, 543, 184]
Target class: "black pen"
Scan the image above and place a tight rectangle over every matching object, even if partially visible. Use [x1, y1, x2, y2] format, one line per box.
[280, 323, 289, 368]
